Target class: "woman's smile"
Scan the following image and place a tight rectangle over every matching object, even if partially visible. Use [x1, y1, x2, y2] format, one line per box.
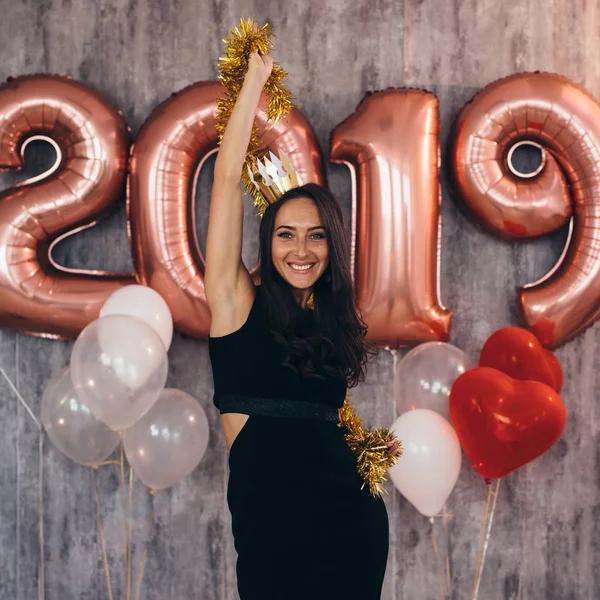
[288, 262, 316, 272]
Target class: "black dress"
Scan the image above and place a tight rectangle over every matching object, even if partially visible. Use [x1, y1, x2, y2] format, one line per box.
[208, 289, 389, 600]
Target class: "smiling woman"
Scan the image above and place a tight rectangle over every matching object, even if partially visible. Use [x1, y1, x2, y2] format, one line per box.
[204, 42, 391, 599]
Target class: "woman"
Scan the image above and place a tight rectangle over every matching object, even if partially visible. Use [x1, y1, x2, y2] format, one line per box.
[205, 51, 397, 600]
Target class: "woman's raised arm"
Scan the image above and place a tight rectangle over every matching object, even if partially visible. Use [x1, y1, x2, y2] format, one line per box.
[205, 52, 273, 335]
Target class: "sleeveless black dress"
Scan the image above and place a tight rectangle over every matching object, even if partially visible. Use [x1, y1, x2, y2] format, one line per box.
[208, 289, 389, 600]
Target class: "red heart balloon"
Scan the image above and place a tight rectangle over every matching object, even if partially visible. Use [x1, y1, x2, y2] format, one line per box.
[449, 367, 566, 479]
[479, 327, 563, 392]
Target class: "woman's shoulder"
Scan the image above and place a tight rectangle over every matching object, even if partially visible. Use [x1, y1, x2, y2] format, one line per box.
[208, 287, 263, 343]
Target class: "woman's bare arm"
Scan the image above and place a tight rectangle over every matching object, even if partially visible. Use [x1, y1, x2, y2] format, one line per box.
[205, 52, 273, 335]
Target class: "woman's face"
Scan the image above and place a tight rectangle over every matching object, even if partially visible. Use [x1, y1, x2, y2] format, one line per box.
[271, 197, 329, 290]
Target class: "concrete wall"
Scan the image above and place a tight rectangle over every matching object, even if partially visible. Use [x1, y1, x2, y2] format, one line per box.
[1, 1, 599, 598]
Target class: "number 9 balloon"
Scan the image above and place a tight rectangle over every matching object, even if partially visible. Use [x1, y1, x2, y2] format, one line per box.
[450, 72, 600, 348]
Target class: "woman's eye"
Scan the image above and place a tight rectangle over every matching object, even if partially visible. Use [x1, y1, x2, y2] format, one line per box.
[276, 231, 326, 240]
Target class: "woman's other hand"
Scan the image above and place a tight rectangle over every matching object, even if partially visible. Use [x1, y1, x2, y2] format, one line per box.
[384, 439, 401, 457]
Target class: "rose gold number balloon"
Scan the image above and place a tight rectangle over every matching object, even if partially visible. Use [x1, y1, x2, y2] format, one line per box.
[331, 89, 452, 348]
[0, 75, 133, 338]
[450, 72, 600, 347]
[128, 81, 325, 338]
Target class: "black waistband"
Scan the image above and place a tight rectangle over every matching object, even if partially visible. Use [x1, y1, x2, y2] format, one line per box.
[214, 393, 340, 423]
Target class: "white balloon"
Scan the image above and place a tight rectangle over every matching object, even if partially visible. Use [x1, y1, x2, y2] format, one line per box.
[123, 389, 210, 490]
[396, 342, 472, 420]
[389, 409, 462, 517]
[42, 367, 120, 466]
[100, 285, 173, 351]
[71, 315, 168, 431]
[96, 315, 164, 390]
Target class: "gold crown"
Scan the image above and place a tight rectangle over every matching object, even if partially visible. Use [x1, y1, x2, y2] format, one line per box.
[246, 150, 303, 215]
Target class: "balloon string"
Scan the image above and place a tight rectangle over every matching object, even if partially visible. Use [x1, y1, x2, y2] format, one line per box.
[442, 503, 452, 595]
[429, 505, 454, 599]
[135, 490, 157, 600]
[473, 482, 493, 594]
[472, 479, 501, 600]
[91, 468, 114, 600]
[1, 368, 45, 596]
[390, 349, 399, 600]
[126, 466, 134, 600]
[38, 435, 45, 600]
[93, 460, 121, 467]
[429, 516, 446, 599]
[135, 549, 148, 600]
[0, 366, 42, 429]
[119, 437, 129, 590]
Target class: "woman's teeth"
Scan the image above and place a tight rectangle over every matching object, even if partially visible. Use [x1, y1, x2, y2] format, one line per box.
[289, 263, 315, 271]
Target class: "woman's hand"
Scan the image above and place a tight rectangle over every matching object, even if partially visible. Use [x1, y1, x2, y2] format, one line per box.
[338, 418, 401, 457]
[384, 439, 401, 457]
[246, 51, 273, 88]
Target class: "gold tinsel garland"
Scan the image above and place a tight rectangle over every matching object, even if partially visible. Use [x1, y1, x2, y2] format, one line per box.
[216, 18, 293, 214]
[339, 394, 402, 497]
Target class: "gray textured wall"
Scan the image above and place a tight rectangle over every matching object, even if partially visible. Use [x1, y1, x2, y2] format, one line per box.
[1, 1, 599, 599]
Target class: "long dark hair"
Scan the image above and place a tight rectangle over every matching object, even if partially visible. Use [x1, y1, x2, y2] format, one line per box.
[258, 183, 375, 387]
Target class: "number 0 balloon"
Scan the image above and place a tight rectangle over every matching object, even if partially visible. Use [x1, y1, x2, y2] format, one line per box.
[128, 81, 325, 338]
